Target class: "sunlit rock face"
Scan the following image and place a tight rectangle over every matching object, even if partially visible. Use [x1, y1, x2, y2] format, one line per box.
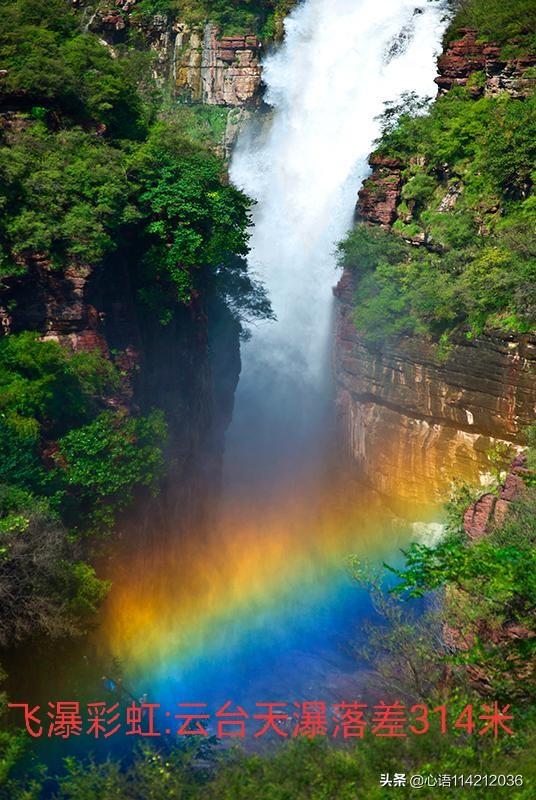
[333, 269, 536, 516]
[435, 28, 535, 98]
[76, 3, 264, 106]
[175, 24, 263, 106]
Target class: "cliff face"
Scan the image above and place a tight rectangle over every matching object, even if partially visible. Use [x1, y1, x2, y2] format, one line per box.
[334, 269, 535, 514]
[435, 28, 535, 98]
[0, 244, 240, 531]
[82, 3, 263, 107]
[81, 3, 263, 157]
[333, 30, 536, 515]
[174, 24, 263, 107]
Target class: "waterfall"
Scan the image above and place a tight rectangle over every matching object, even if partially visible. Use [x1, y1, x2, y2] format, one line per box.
[226, 0, 448, 494]
[103, 0, 450, 709]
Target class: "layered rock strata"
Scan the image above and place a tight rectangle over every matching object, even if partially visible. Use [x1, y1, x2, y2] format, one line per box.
[333, 30, 536, 515]
[175, 23, 263, 106]
[334, 270, 536, 514]
[436, 28, 535, 98]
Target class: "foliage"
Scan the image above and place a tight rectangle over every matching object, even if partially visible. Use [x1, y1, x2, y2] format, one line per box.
[0, 1, 260, 331]
[0, 0, 269, 668]
[0, 501, 109, 647]
[162, 104, 230, 149]
[389, 485, 536, 702]
[24, 718, 536, 799]
[0, 332, 119, 492]
[132, 123, 251, 308]
[0, 0, 145, 136]
[350, 562, 447, 702]
[59, 410, 166, 531]
[0, 332, 116, 432]
[0, 125, 131, 274]
[445, 0, 536, 56]
[0, 668, 29, 797]
[209, 253, 275, 333]
[133, 0, 299, 38]
[340, 89, 536, 344]
[0, 333, 125, 510]
[336, 223, 408, 275]
[0, 332, 166, 535]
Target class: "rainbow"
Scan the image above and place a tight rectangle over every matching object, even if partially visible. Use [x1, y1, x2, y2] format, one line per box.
[100, 477, 440, 705]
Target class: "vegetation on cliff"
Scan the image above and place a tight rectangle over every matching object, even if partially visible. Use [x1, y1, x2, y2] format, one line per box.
[133, 0, 298, 37]
[0, 331, 165, 642]
[0, 1, 256, 307]
[445, 0, 536, 56]
[339, 6, 535, 346]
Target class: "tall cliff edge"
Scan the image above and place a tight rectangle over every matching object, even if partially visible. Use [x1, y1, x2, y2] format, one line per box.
[333, 27, 536, 515]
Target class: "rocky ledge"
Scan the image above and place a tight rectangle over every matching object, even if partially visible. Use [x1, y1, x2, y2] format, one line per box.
[435, 28, 535, 98]
[356, 154, 404, 228]
[463, 454, 530, 540]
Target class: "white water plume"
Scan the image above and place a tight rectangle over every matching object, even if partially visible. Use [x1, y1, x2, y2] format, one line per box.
[226, 0, 449, 491]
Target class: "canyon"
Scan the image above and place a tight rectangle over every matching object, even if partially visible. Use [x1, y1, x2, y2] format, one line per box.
[0, 6, 534, 792]
[3, 5, 534, 524]
[2, 4, 534, 525]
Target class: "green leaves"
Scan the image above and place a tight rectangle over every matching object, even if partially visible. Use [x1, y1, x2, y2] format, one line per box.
[445, 0, 536, 56]
[58, 409, 166, 532]
[0, 333, 119, 434]
[340, 89, 536, 343]
[0, 126, 130, 273]
[0, 0, 145, 135]
[133, 130, 251, 308]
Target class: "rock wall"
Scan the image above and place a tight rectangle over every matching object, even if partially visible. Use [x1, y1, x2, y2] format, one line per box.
[436, 28, 535, 98]
[334, 268, 536, 515]
[334, 28, 536, 515]
[0, 247, 240, 531]
[175, 23, 263, 107]
[79, 3, 263, 107]
[355, 154, 404, 228]
[78, 3, 263, 157]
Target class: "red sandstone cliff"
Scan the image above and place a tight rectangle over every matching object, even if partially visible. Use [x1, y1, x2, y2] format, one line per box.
[333, 30, 536, 515]
[435, 28, 535, 98]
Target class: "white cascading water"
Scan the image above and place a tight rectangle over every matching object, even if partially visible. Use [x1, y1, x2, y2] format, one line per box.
[103, 1, 452, 709]
[226, 0, 448, 496]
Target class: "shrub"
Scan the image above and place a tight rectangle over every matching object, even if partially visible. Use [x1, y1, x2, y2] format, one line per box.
[0, 501, 109, 646]
[58, 410, 167, 530]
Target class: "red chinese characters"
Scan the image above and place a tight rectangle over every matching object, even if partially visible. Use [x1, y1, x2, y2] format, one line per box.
[7, 699, 516, 740]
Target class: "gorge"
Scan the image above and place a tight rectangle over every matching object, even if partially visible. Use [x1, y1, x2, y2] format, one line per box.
[102, 0, 453, 710]
[0, 0, 535, 794]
